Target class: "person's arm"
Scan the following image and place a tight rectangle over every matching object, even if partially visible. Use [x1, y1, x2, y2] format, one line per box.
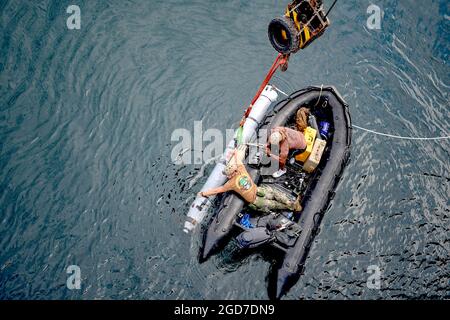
[200, 180, 233, 197]
[266, 128, 278, 156]
[269, 140, 289, 166]
[279, 141, 289, 169]
[200, 186, 227, 198]
[235, 145, 246, 165]
[227, 146, 246, 168]
[268, 128, 286, 161]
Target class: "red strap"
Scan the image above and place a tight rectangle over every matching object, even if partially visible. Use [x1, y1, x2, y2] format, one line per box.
[240, 53, 289, 126]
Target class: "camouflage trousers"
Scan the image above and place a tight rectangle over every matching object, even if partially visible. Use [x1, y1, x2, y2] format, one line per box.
[248, 185, 296, 214]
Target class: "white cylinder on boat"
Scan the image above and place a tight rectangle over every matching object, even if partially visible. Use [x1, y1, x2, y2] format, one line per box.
[241, 86, 278, 144]
[183, 85, 279, 233]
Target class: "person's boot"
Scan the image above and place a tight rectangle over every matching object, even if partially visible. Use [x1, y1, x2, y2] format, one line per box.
[272, 168, 287, 178]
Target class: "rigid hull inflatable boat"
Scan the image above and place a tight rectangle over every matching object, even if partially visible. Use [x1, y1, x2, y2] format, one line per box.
[201, 86, 352, 299]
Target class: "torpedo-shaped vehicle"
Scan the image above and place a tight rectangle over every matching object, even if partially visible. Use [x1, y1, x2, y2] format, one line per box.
[200, 86, 351, 299]
[183, 85, 279, 233]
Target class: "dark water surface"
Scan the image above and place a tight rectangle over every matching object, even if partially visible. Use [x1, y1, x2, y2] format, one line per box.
[0, 0, 449, 299]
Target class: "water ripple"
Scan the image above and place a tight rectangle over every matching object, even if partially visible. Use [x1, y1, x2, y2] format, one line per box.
[0, 0, 449, 299]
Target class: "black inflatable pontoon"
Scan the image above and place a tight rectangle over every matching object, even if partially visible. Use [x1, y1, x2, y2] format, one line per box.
[200, 86, 352, 299]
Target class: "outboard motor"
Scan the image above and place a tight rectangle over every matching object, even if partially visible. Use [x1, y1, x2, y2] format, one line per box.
[236, 228, 274, 249]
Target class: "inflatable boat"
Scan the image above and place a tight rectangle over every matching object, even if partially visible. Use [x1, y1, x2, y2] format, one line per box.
[200, 86, 352, 299]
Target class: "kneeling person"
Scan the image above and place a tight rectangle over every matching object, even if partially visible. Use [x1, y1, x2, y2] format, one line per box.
[266, 127, 306, 178]
[266, 107, 310, 178]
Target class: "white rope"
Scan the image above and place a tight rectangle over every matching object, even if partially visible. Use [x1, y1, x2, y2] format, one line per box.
[352, 125, 450, 141]
[273, 85, 290, 97]
[314, 84, 324, 107]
